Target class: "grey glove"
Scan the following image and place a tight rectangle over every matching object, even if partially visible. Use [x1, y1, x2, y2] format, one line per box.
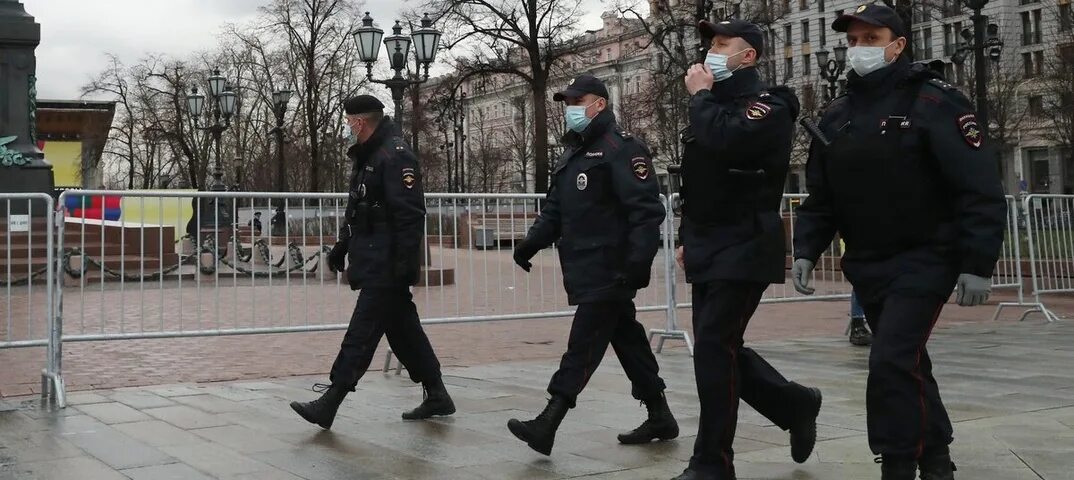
[956, 273, 991, 306]
[791, 258, 816, 295]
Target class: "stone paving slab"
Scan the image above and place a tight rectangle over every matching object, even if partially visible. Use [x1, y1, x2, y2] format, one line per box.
[1, 319, 1073, 479]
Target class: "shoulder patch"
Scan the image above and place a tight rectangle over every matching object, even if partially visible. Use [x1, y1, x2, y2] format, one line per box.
[616, 129, 633, 140]
[957, 113, 983, 149]
[401, 167, 418, 189]
[745, 102, 772, 120]
[630, 157, 651, 181]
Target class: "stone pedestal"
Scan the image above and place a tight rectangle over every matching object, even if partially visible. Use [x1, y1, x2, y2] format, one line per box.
[0, 0, 55, 216]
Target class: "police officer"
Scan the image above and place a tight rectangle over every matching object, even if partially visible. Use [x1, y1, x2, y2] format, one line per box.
[509, 74, 678, 455]
[792, 5, 1005, 479]
[671, 19, 823, 480]
[290, 95, 455, 429]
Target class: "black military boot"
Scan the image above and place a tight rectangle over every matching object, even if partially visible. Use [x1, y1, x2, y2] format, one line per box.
[618, 393, 679, 444]
[849, 317, 873, 346]
[401, 376, 456, 420]
[877, 456, 918, 480]
[507, 395, 570, 455]
[290, 383, 347, 430]
[918, 446, 957, 480]
[790, 387, 822, 463]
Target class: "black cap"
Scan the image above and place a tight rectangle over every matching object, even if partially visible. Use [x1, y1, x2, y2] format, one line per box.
[698, 19, 765, 58]
[553, 74, 609, 102]
[833, 3, 907, 38]
[343, 95, 385, 115]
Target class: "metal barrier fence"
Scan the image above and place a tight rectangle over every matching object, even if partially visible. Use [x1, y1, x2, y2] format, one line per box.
[1019, 194, 1074, 323]
[26, 189, 1042, 406]
[0, 193, 61, 404]
[49, 190, 674, 404]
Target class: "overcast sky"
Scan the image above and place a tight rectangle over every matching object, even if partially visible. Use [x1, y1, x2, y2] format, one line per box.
[26, 0, 612, 100]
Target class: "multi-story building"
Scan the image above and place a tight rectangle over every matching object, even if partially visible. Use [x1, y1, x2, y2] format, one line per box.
[423, 0, 1072, 195]
[763, 0, 1072, 194]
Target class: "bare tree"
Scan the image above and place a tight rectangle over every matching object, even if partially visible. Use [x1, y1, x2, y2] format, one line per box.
[1040, 10, 1074, 168]
[428, 0, 587, 193]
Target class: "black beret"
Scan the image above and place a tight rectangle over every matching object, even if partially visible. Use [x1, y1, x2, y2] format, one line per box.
[553, 74, 610, 102]
[833, 3, 908, 38]
[343, 95, 385, 115]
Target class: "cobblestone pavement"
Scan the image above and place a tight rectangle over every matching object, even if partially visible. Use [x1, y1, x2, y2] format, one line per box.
[1, 318, 1071, 479]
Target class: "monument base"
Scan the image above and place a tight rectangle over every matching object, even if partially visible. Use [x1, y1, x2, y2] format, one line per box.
[0, 166, 55, 217]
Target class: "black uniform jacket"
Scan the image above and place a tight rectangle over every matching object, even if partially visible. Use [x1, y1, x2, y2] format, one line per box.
[342, 118, 426, 290]
[679, 67, 801, 285]
[794, 57, 1006, 301]
[524, 110, 666, 305]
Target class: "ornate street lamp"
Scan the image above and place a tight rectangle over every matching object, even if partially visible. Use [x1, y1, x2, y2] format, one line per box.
[185, 68, 237, 191]
[351, 12, 442, 136]
[817, 42, 848, 101]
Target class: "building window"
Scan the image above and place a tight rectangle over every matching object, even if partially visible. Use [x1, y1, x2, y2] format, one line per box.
[785, 56, 794, 80]
[802, 20, 810, 42]
[922, 27, 933, 59]
[782, 0, 791, 15]
[820, 19, 827, 45]
[1022, 10, 1043, 45]
[800, 0, 808, 11]
[818, 0, 825, 12]
[1019, 0, 1041, 4]
[1023, 51, 1044, 78]
[784, 24, 793, 46]
[942, 0, 961, 17]
[1062, 3, 1073, 32]
[803, 54, 811, 75]
[944, 25, 956, 56]
[1028, 95, 1044, 116]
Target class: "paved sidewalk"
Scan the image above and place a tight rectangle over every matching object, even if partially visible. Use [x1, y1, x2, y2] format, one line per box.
[2, 318, 1072, 479]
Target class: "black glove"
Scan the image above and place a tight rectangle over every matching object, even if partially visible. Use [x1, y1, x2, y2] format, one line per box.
[513, 239, 540, 272]
[617, 261, 651, 290]
[327, 241, 347, 273]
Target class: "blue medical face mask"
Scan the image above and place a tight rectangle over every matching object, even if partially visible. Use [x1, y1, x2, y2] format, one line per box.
[704, 49, 750, 82]
[565, 100, 599, 132]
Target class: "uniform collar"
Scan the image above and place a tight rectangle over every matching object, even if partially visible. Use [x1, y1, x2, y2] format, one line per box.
[711, 66, 764, 102]
[347, 117, 396, 159]
[847, 56, 911, 98]
[563, 109, 616, 148]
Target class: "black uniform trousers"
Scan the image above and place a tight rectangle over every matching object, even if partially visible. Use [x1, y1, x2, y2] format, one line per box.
[328, 287, 442, 390]
[547, 300, 667, 407]
[689, 280, 815, 478]
[860, 291, 953, 459]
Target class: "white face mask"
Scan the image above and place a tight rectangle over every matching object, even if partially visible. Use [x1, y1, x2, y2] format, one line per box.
[847, 40, 898, 76]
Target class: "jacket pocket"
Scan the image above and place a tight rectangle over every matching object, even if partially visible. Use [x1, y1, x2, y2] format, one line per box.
[347, 232, 390, 286]
[560, 238, 616, 295]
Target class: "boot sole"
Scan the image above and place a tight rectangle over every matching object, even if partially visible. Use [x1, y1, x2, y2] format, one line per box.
[401, 405, 457, 420]
[507, 419, 553, 456]
[617, 426, 680, 444]
[290, 401, 333, 430]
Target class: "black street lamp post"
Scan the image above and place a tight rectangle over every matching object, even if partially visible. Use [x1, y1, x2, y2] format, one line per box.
[186, 68, 237, 191]
[816, 43, 849, 102]
[270, 89, 293, 194]
[352, 12, 442, 137]
[952, 0, 1004, 137]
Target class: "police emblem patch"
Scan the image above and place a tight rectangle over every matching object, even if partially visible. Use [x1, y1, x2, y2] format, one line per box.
[957, 113, 982, 149]
[576, 173, 588, 190]
[631, 157, 650, 180]
[402, 167, 417, 189]
[745, 102, 771, 120]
